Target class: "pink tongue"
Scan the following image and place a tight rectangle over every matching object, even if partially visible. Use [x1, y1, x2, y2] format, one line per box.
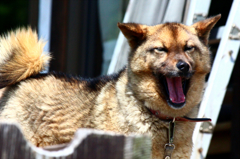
[166, 77, 185, 103]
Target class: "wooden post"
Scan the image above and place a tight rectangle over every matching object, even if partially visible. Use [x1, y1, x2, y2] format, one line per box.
[49, 0, 69, 72]
[66, 0, 103, 77]
[28, 0, 39, 30]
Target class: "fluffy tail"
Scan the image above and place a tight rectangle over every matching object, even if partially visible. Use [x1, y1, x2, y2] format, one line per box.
[0, 28, 51, 88]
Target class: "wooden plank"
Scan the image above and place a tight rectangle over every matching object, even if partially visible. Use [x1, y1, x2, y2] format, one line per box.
[65, 0, 82, 75]
[191, 1, 240, 158]
[49, 0, 68, 72]
[28, 0, 39, 30]
[0, 123, 151, 159]
[0, 123, 35, 159]
[66, 0, 103, 77]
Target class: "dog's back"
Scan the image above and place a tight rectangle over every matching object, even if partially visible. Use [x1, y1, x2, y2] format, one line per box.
[0, 29, 128, 146]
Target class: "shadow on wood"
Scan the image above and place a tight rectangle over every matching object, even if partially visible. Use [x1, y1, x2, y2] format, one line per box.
[0, 122, 151, 159]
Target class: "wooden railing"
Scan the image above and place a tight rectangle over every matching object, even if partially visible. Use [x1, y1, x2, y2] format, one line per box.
[0, 123, 151, 159]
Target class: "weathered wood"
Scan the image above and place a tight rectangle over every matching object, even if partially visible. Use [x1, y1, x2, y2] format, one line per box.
[192, 1, 240, 158]
[49, 0, 69, 72]
[28, 0, 39, 30]
[0, 123, 151, 159]
[66, 0, 103, 77]
[0, 123, 35, 159]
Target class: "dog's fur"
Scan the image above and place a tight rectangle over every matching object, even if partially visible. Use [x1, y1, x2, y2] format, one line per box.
[0, 15, 220, 158]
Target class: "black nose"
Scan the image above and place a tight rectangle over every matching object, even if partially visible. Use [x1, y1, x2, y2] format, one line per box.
[176, 61, 189, 73]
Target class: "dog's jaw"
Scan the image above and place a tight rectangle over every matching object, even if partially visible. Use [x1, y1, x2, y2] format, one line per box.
[166, 77, 185, 104]
[130, 71, 205, 117]
[154, 73, 191, 110]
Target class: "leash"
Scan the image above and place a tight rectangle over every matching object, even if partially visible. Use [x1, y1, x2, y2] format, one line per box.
[149, 109, 211, 159]
[164, 118, 175, 159]
[149, 109, 211, 122]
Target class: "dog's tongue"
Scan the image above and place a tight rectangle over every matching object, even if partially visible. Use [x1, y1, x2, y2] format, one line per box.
[166, 77, 185, 103]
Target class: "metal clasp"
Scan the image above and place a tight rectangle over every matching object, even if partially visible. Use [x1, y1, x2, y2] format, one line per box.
[229, 24, 240, 40]
[200, 121, 214, 133]
[193, 13, 207, 23]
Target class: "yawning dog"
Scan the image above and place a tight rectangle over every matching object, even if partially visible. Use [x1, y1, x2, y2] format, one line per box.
[0, 14, 221, 158]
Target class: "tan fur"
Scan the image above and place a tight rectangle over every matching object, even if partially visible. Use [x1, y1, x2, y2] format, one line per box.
[0, 15, 220, 158]
[0, 28, 51, 87]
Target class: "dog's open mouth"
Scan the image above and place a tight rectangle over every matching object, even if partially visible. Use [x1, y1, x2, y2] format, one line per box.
[160, 76, 190, 109]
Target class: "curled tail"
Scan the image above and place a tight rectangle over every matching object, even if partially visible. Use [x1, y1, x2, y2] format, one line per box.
[0, 28, 51, 88]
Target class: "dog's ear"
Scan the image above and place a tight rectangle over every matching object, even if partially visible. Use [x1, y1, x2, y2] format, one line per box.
[118, 23, 147, 48]
[192, 14, 221, 45]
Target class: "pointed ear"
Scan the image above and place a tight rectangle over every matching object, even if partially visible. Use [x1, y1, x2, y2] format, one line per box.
[192, 14, 221, 45]
[118, 23, 147, 48]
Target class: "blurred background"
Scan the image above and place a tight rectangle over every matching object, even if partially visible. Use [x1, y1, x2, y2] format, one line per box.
[0, 0, 239, 159]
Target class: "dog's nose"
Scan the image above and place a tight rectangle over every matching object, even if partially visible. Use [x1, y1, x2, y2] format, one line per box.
[176, 61, 189, 73]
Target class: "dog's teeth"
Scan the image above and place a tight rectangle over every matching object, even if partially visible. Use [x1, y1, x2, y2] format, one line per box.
[170, 98, 173, 101]
[126, 92, 133, 95]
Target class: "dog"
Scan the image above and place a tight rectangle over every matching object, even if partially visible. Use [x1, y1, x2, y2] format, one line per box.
[0, 14, 220, 158]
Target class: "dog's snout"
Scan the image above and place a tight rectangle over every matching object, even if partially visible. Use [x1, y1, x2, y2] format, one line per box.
[176, 61, 189, 73]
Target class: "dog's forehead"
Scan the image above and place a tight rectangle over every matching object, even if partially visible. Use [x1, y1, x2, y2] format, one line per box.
[148, 23, 195, 47]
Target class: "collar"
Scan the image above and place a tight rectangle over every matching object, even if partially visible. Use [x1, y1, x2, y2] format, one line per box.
[149, 109, 211, 122]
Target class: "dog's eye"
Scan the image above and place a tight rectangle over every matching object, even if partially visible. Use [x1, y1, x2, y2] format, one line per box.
[153, 47, 168, 53]
[184, 46, 195, 52]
